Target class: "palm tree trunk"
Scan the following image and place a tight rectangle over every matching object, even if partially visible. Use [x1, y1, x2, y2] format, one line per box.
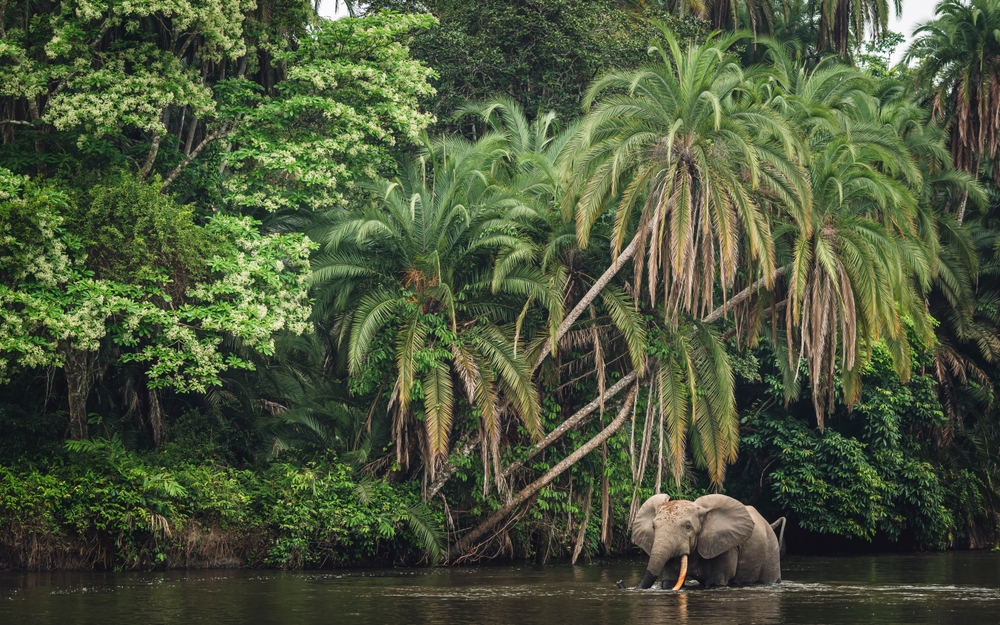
[426, 432, 480, 500]
[500, 370, 637, 480]
[570, 482, 593, 565]
[532, 230, 644, 373]
[448, 385, 637, 562]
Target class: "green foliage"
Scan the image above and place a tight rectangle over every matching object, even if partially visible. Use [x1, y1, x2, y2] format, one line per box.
[855, 31, 905, 78]
[739, 345, 955, 546]
[68, 173, 217, 284]
[366, 0, 710, 128]
[0, 432, 442, 569]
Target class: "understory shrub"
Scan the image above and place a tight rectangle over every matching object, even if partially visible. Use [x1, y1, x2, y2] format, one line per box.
[0, 437, 438, 570]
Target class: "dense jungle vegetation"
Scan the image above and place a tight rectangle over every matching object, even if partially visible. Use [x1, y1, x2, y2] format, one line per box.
[2, 0, 1000, 570]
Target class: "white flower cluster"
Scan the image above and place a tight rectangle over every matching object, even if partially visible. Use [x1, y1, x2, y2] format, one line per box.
[0, 169, 26, 202]
[0, 210, 312, 394]
[45, 44, 214, 140]
[223, 14, 436, 213]
[63, 0, 254, 60]
[186, 215, 313, 354]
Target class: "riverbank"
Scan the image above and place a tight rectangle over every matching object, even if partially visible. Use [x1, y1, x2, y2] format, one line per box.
[0, 439, 435, 571]
[2, 438, 993, 573]
[1, 410, 994, 572]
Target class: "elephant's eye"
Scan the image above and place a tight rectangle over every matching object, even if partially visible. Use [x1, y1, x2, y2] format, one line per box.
[685, 523, 692, 530]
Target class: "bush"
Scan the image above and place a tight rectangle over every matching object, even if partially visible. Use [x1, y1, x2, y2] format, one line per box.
[0, 437, 442, 570]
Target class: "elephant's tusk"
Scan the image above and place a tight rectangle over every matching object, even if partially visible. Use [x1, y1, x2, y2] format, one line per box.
[671, 555, 688, 590]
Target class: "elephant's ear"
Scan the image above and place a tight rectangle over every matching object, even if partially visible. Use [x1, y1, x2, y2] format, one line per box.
[631, 494, 670, 555]
[694, 494, 754, 559]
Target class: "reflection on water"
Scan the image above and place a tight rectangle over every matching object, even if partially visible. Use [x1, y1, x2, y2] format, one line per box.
[2, 552, 1000, 624]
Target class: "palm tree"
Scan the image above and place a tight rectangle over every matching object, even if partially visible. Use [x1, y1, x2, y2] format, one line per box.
[570, 25, 811, 328]
[783, 114, 934, 428]
[907, 0, 1000, 194]
[309, 136, 559, 488]
[459, 97, 649, 385]
[818, 0, 902, 56]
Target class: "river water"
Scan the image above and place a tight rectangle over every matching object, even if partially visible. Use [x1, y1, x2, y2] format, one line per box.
[2, 553, 999, 624]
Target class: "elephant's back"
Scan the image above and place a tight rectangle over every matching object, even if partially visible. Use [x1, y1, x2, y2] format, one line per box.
[733, 506, 782, 584]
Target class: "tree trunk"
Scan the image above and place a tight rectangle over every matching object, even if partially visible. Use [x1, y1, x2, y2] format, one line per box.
[139, 129, 162, 181]
[957, 190, 969, 225]
[571, 482, 593, 565]
[702, 266, 788, 324]
[148, 388, 165, 446]
[600, 440, 612, 550]
[62, 345, 95, 440]
[501, 370, 637, 480]
[532, 229, 644, 373]
[448, 385, 637, 562]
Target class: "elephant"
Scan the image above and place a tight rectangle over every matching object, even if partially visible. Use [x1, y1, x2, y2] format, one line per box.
[630, 493, 785, 589]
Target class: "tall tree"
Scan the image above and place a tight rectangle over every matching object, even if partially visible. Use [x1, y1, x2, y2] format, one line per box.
[818, 0, 902, 56]
[784, 122, 933, 428]
[0, 178, 312, 440]
[571, 25, 810, 328]
[908, 0, 1000, 190]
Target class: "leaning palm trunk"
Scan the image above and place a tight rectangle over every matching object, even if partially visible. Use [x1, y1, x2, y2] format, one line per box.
[500, 370, 638, 480]
[430, 267, 783, 505]
[532, 229, 645, 373]
[443, 271, 776, 555]
[448, 385, 638, 562]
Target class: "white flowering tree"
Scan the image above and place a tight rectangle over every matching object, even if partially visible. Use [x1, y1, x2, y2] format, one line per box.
[0, 2, 435, 212]
[0, 182, 312, 440]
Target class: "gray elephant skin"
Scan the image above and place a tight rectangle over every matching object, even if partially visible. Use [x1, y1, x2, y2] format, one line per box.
[631, 494, 785, 589]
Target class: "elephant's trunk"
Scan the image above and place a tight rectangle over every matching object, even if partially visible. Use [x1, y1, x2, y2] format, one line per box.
[670, 554, 688, 590]
[638, 570, 657, 589]
[641, 534, 683, 589]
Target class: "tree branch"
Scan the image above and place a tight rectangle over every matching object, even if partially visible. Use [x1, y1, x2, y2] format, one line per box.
[701, 266, 788, 324]
[160, 125, 230, 192]
[448, 384, 637, 561]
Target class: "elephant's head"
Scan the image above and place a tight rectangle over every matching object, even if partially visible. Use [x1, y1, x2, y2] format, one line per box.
[631, 494, 754, 589]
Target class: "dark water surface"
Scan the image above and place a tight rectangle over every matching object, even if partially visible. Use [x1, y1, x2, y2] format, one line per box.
[3, 553, 1000, 624]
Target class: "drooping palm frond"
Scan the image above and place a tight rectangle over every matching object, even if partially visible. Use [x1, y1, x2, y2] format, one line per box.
[907, 0, 1000, 184]
[572, 26, 810, 328]
[654, 319, 737, 488]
